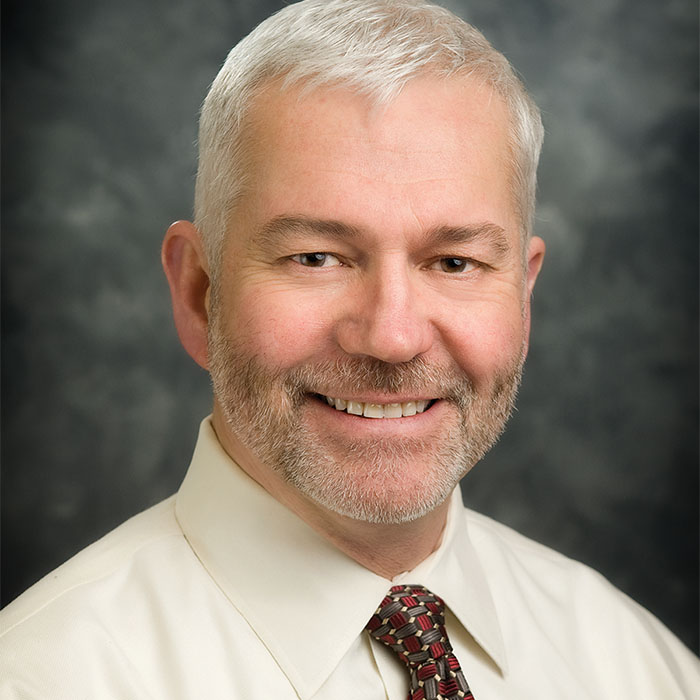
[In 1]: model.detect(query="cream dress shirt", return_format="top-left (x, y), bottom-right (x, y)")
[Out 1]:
top-left (1, 417), bottom-right (698, 699)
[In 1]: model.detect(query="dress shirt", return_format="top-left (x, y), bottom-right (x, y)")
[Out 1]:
top-left (1, 417), bottom-right (698, 699)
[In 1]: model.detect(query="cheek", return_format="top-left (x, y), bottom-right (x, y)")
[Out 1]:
top-left (442, 302), bottom-right (526, 381)
top-left (229, 287), bottom-right (336, 367)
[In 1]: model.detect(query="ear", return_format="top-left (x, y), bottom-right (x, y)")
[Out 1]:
top-left (522, 235), bottom-right (546, 354)
top-left (161, 220), bottom-right (211, 369)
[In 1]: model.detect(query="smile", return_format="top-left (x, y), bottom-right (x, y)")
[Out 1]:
top-left (318, 395), bottom-right (435, 419)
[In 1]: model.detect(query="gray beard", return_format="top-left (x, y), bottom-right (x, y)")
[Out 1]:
top-left (207, 315), bottom-right (523, 524)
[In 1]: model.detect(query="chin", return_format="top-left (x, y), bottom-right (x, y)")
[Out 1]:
top-left (280, 437), bottom-right (469, 524)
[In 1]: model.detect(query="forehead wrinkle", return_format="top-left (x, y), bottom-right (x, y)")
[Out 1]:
top-left (252, 215), bottom-right (364, 250)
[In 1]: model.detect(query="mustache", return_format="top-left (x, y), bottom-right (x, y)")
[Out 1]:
top-left (278, 356), bottom-right (476, 408)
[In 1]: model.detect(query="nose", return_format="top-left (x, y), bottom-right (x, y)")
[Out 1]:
top-left (334, 261), bottom-right (433, 363)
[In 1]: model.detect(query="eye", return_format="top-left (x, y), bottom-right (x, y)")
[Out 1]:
top-left (291, 252), bottom-right (342, 268)
top-left (431, 257), bottom-right (477, 273)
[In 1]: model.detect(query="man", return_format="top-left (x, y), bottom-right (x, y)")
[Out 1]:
top-left (1, 0), bottom-right (698, 697)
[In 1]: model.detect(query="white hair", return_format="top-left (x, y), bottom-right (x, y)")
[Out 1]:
top-left (195, 0), bottom-right (543, 271)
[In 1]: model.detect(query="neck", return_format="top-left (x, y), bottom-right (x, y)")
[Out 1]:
top-left (290, 493), bottom-right (451, 579)
top-left (212, 411), bottom-right (451, 579)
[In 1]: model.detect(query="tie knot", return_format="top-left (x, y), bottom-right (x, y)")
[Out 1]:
top-left (366, 584), bottom-right (453, 668)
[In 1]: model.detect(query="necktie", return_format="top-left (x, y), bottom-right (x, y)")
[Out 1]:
top-left (366, 584), bottom-right (474, 700)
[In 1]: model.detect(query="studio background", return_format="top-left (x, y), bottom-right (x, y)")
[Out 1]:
top-left (2, 0), bottom-right (698, 652)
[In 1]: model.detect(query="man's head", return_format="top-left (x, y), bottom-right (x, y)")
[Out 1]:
top-left (194, 0), bottom-right (544, 274)
top-left (163, 0), bottom-right (545, 526)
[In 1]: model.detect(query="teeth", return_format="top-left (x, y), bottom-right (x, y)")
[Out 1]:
top-left (347, 401), bottom-right (363, 416)
top-left (402, 401), bottom-right (417, 417)
top-left (384, 403), bottom-right (403, 418)
top-left (322, 396), bottom-right (432, 418)
top-left (363, 403), bottom-right (384, 418)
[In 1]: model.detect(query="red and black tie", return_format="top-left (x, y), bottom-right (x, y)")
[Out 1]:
top-left (366, 584), bottom-right (474, 700)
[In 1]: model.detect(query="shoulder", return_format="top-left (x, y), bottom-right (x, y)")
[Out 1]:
top-left (0, 496), bottom-right (208, 699)
top-left (460, 505), bottom-right (665, 628)
top-left (462, 506), bottom-right (592, 585)
top-left (459, 506), bottom-right (700, 695)
top-left (1, 496), bottom-right (184, 634)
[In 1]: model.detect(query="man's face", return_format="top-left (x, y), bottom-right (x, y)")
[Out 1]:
top-left (208, 76), bottom-right (541, 524)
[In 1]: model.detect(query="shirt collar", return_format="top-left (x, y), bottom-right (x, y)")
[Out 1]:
top-left (405, 484), bottom-right (508, 676)
top-left (175, 417), bottom-right (506, 698)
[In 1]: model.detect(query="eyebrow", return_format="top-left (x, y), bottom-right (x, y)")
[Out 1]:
top-left (254, 216), bottom-right (362, 250)
top-left (427, 222), bottom-right (511, 258)
top-left (254, 215), bottom-right (511, 258)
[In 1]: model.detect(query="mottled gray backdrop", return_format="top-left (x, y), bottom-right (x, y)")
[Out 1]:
top-left (2, 0), bottom-right (698, 651)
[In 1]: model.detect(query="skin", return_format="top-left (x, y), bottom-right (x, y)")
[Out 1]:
top-left (162, 76), bottom-right (545, 578)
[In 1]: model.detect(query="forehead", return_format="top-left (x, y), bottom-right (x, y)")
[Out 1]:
top-left (237, 75), bottom-right (517, 243)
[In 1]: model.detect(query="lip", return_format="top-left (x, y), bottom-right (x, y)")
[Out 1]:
top-left (312, 392), bottom-right (439, 404)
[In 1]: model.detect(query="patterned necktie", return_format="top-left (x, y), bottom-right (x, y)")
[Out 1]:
top-left (366, 584), bottom-right (474, 700)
